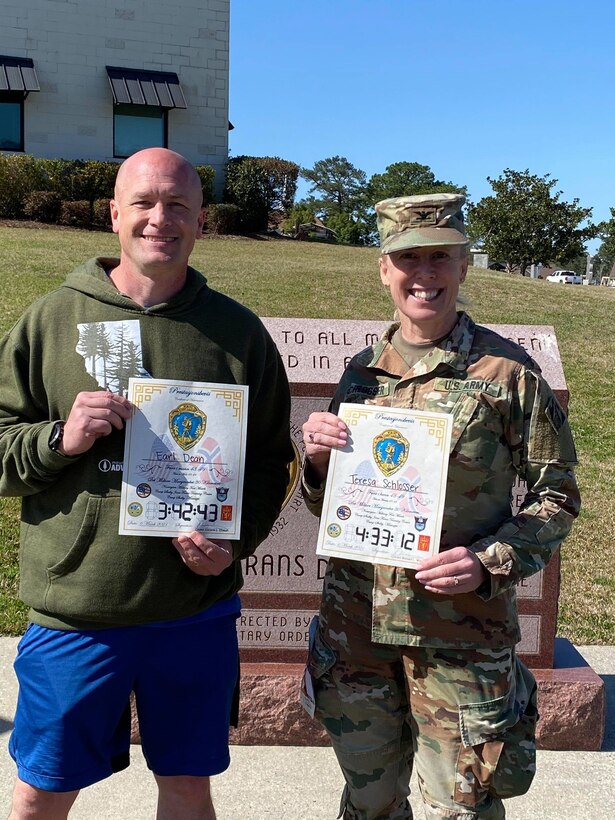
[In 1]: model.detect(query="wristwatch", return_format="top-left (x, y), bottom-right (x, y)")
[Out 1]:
top-left (48, 421), bottom-right (65, 453)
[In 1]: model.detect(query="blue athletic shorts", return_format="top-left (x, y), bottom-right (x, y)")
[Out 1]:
top-left (9, 599), bottom-right (240, 792)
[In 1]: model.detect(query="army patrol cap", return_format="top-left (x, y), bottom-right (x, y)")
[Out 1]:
top-left (376, 193), bottom-right (468, 254)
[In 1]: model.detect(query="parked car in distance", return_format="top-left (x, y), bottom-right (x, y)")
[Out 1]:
top-left (546, 270), bottom-right (582, 284)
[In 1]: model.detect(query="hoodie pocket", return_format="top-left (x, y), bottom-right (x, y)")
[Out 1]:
top-left (41, 494), bottom-right (162, 620)
top-left (46, 495), bottom-right (102, 579)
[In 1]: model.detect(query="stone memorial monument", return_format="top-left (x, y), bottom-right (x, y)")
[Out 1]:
top-left (229, 318), bottom-right (605, 752)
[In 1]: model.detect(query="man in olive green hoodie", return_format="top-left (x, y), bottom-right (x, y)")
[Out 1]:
top-left (0, 148), bottom-right (292, 819)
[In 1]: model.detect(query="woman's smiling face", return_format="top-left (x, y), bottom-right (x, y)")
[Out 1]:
top-left (379, 245), bottom-right (468, 342)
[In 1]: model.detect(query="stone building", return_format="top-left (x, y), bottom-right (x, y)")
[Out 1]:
top-left (0, 0), bottom-right (229, 192)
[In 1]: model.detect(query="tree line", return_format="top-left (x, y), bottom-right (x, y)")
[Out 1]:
top-left (3, 151), bottom-right (615, 275)
top-left (273, 156), bottom-right (612, 276)
top-left (227, 154), bottom-right (614, 277)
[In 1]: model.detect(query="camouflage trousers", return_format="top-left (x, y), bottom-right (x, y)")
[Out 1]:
top-left (308, 612), bottom-right (538, 820)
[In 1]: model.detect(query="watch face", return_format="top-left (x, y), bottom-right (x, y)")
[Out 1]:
top-left (49, 422), bottom-right (64, 451)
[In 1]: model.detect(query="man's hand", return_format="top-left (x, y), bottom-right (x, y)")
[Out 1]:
top-left (172, 533), bottom-right (234, 577)
top-left (61, 391), bottom-right (133, 456)
top-left (415, 547), bottom-right (487, 595)
top-left (302, 411), bottom-right (348, 482)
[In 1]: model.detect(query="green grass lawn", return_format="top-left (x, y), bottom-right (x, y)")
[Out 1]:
top-left (1, 226), bottom-right (614, 643)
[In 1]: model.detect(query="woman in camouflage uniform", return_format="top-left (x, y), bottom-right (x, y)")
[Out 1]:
top-left (301, 193), bottom-right (580, 820)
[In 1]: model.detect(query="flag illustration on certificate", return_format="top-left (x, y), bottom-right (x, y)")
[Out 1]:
top-left (316, 403), bottom-right (452, 569)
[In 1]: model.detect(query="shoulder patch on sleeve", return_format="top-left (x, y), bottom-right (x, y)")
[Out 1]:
top-left (545, 395), bottom-right (566, 433)
top-left (527, 374), bottom-right (577, 464)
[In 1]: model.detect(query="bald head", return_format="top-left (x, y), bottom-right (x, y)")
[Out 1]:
top-left (114, 148), bottom-right (203, 207)
top-left (109, 147), bottom-right (206, 291)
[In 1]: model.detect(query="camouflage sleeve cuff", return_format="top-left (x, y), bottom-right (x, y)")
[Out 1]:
top-left (469, 539), bottom-right (515, 600)
top-left (301, 458), bottom-right (326, 515)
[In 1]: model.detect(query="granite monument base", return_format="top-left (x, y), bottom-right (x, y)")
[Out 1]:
top-left (533, 638), bottom-right (606, 751)
top-left (225, 639), bottom-right (605, 752)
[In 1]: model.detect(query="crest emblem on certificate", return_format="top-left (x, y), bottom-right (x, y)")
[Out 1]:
top-left (373, 429), bottom-right (409, 476)
top-left (414, 516), bottom-right (427, 532)
top-left (169, 403), bottom-right (207, 451)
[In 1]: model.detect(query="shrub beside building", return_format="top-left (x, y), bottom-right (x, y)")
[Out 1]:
top-left (0, 155), bottom-right (214, 229)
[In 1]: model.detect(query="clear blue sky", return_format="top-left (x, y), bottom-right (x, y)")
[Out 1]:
top-left (230, 0), bottom-right (614, 253)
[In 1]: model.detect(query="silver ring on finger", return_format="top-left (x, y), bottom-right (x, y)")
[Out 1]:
top-left (453, 576), bottom-right (459, 586)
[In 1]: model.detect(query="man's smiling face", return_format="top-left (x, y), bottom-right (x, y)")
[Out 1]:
top-left (379, 245), bottom-right (467, 341)
top-left (110, 148), bottom-right (205, 279)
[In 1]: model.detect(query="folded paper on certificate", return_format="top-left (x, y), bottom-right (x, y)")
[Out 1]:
top-left (316, 403), bottom-right (452, 569)
top-left (119, 378), bottom-right (248, 538)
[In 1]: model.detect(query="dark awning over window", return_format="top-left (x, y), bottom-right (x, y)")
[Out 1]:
top-left (106, 66), bottom-right (187, 109)
top-left (0, 56), bottom-right (40, 94)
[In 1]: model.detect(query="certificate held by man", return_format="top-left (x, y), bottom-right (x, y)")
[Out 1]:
top-left (120, 378), bottom-right (248, 538)
top-left (316, 403), bottom-right (452, 569)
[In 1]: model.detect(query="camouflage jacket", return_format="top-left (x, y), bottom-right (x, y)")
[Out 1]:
top-left (302, 312), bottom-right (580, 649)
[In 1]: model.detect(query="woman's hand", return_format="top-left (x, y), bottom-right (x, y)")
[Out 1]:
top-left (415, 547), bottom-right (488, 595)
top-left (302, 411), bottom-right (348, 482)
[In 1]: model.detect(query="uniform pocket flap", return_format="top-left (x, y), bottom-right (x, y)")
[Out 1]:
top-left (449, 393), bottom-right (480, 453)
top-left (459, 660), bottom-right (535, 748)
top-left (459, 688), bottom-right (519, 748)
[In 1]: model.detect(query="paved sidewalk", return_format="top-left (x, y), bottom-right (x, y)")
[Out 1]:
top-left (1, 638), bottom-right (612, 819)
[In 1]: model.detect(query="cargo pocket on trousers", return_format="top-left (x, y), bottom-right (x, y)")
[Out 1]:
top-left (308, 627), bottom-right (337, 681)
top-left (304, 620), bottom-right (340, 724)
top-left (454, 661), bottom-right (538, 808)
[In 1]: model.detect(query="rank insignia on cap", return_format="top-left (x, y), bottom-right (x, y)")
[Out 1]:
top-left (407, 207), bottom-right (438, 227)
top-left (373, 429), bottom-right (409, 477)
top-left (169, 403), bottom-right (207, 451)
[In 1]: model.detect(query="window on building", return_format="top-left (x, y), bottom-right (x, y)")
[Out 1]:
top-left (106, 66), bottom-right (186, 159)
top-left (0, 56), bottom-right (40, 152)
top-left (113, 104), bottom-right (167, 158)
top-left (0, 92), bottom-right (24, 151)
